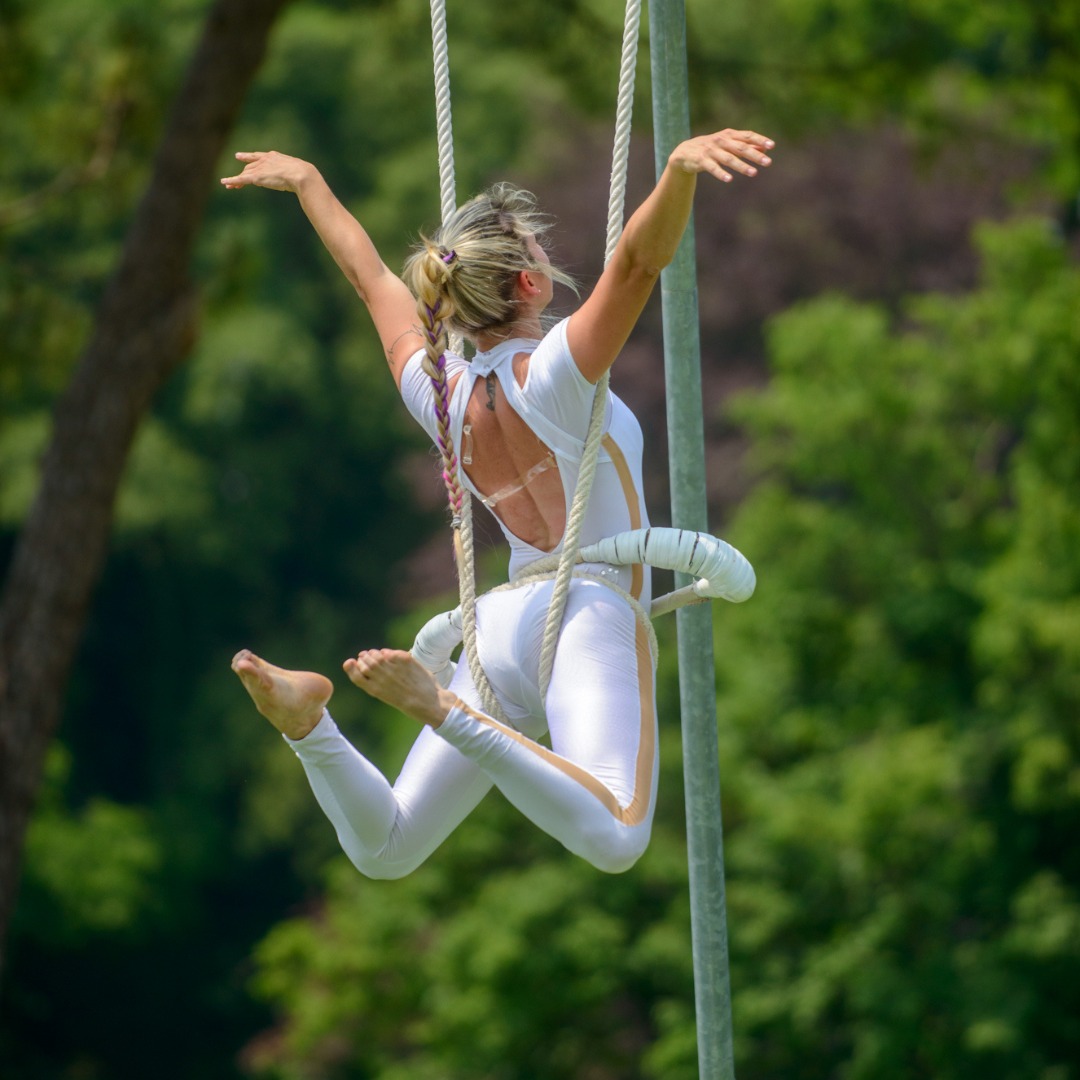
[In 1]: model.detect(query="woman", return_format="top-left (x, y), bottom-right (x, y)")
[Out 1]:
top-left (222, 128), bottom-right (773, 876)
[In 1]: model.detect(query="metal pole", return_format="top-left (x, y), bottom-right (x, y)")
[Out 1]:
top-left (648, 1), bottom-right (736, 1076)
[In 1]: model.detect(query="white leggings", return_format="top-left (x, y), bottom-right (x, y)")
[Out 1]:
top-left (287, 579), bottom-right (658, 876)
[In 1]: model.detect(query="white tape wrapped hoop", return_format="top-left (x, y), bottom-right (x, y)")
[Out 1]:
top-left (409, 527), bottom-right (755, 678)
top-left (579, 527), bottom-right (756, 613)
top-left (410, 606), bottom-right (463, 688)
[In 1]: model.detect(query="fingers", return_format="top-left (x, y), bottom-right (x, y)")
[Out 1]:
top-left (725, 129), bottom-right (775, 149)
top-left (219, 150), bottom-right (269, 190)
top-left (695, 129), bottom-right (775, 183)
top-left (220, 150), bottom-right (309, 194)
top-left (714, 130), bottom-right (773, 168)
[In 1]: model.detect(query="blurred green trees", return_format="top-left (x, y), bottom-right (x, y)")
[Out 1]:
top-left (719, 219), bottom-right (1080, 1079)
top-left (690, 0), bottom-right (1080, 204)
top-left (1, 0), bottom-right (1078, 1076)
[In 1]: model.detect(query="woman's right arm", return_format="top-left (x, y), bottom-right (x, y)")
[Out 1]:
top-left (221, 151), bottom-right (423, 387)
top-left (565, 128), bottom-right (774, 384)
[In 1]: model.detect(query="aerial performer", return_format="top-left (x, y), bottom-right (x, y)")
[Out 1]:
top-left (222, 126), bottom-right (773, 876)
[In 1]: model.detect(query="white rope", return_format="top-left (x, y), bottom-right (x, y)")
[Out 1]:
top-left (430, 0), bottom-right (465, 355)
top-left (416, 3), bottom-right (759, 723)
top-left (430, 0), bottom-right (456, 227)
top-left (605, 0), bottom-right (644, 266)
top-left (536, 0), bottom-right (643, 700)
top-left (458, 495), bottom-right (508, 719)
top-left (429, 0), bottom-right (504, 720)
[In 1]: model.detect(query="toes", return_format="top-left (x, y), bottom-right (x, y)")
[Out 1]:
top-left (232, 653), bottom-right (274, 694)
top-left (232, 648), bottom-right (265, 676)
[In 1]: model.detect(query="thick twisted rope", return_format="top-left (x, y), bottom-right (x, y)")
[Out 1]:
top-left (420, 291), bottom-right (500, 721)
top-left (536, 0), bottom-right (643, 700)
top-left (605, 0), bottom-right (644, 262)
top-left (457, 495), bottom-right (507, 718)
top-left (430, 0), bottom-right (456, 226)
top-left (429, 0), bottom-right (505, 720)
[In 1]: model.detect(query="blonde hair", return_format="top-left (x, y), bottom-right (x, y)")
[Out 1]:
top-left (403, 183), bottom-right (575, 520)
top-left (404, 182), bottom-right (574, 341)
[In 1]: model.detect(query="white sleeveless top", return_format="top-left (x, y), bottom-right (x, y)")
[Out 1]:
top-left (400, 318), bottom-right (652, 608)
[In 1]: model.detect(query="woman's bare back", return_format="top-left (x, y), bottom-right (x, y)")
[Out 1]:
top-left (451, 352), bottom-right (567, 552)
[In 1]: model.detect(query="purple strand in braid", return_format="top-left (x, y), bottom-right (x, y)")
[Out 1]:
top-left (424, 299), bottom-right (463, 522)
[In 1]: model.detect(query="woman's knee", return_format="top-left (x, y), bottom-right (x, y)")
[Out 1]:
top-left (344, 845), bottom-right (422, 881)
top-left (577, 821), bottom-right (651, 874)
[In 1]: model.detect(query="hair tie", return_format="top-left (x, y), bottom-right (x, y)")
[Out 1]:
top-left (441, 249), bottom-right (457, 265)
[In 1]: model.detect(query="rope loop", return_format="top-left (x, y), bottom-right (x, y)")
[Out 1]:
top-left (427, 0), bottom-right (646, 718)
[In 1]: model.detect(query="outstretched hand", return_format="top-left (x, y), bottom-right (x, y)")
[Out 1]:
top-left (669, 129), bottom-right (774, 183)
top-left (220, 150), bottom-right (315, 192)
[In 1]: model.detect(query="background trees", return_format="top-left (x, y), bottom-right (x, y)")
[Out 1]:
top-left (718, 219), bottom-right (1080, 1078)
top-left (0, 0), bottom-right (293, 966)
top-left (1, 0), bottom-right (1076, 1077)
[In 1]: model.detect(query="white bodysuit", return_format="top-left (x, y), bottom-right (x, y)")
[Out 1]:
top-left (287, 318), bottom-right (659, 874)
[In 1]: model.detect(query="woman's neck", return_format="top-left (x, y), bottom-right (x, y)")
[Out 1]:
top-left (473, 316), bottom-right (544, 353)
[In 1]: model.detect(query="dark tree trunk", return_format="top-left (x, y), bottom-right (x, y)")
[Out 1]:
top-left (0, 0), bottom-right (291, 976)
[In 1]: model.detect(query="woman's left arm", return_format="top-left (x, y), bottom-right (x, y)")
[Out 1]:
top-left (566, 129), bottom-right (774, 383)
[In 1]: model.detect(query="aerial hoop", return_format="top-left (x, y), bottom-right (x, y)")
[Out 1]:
top-left (411, 526), bottom-right (756, 680)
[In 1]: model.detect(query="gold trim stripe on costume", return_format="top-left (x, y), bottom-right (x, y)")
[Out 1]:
top-left (601, 434), bottom-right (643, 601)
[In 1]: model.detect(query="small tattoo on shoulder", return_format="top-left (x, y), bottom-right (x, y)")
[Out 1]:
top-left (486, 373), bottom-right (497, 411)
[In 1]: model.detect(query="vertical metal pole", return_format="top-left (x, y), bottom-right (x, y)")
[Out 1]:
top-left (648, 1), bottom-right (736, 1077)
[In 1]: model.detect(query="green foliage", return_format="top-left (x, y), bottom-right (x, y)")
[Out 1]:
top-left (686, 0), bottom-right (1080, 199)
top-left (16, 744), bottom-right (164, 946)
top-left (247, 745), bottom-right (694, 1080)
top-left (712, 218), bottom-right (1080, 1078)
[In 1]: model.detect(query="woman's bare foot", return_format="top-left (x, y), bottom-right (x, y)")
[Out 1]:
top-left (344, 649), bottom-right (457, 728)
top-left (231, 649), bottom-right (333, 740)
